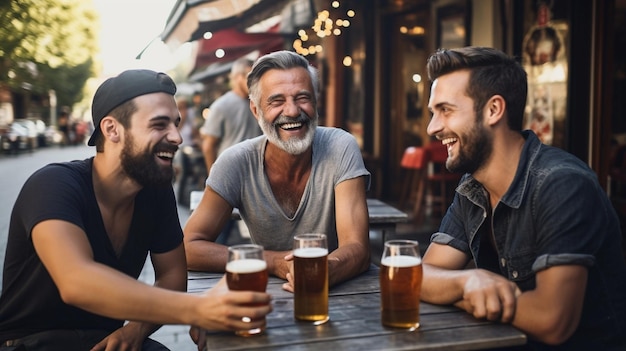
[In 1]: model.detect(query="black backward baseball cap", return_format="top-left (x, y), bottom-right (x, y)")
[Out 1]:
top-left (87, 69), bottom-right (177, 146)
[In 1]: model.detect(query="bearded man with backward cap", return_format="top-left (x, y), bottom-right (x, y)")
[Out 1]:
top-left (0, 69), bottom-right (271, 351)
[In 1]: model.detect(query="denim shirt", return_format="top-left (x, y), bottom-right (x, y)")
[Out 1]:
top-left (431, 130), bottom-right (626, 349)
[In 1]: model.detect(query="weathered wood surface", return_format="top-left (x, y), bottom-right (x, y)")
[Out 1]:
top-left (366, 198), bottom-right (408, 224)
top-left (188, 266), bottom-right (527, 350)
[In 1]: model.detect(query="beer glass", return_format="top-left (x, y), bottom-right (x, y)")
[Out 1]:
top-left (226, 244), bottom-right (269, 336)
top-left (293, 233), bottom-right (329, 324)
top-left (379, 240), bottom-right (423, 329)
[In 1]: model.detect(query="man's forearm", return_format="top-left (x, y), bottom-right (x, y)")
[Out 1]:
top-left (421, 264), bottom-right (467, 304)
top-left (185, 239), bottom-right (229, 272)
top-left (328, 242), bottom-right (370, 286)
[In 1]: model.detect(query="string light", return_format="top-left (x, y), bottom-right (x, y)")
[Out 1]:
top-left (293, 1), bottom-right (356, 56)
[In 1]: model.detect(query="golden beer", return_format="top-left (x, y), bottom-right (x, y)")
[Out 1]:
top-left (380, 255), bottom-right (423, 328)
top-left (293, 247), bottom-right (329, 322)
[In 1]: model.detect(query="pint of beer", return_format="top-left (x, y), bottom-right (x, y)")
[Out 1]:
top-left (293, 233), bottom-right (329, 323)
top-left (226, 244), bottom-right (268, 336)
top-left (379, 240), bottom-right (422, 329)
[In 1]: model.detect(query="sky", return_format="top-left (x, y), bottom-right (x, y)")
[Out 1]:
top-left (92, 0), bottom-right (192, 76)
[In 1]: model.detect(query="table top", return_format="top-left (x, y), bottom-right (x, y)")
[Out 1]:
top-left (190, 191), bottom-right (408, 225)
top-left (188, 266), bottom-right (526, 351)
top-left (366, 198), bottom-right (408, 224)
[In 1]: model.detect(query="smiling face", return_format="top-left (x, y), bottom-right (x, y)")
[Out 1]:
top-left (427, 70), bottom-right (493, 175)
top-left (120, 92), bottom-right (181, 186)
top-left (251, 67), bottom-right (318, 155)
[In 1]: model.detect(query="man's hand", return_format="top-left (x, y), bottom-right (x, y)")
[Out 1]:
top-left (194, 277), bottom-right (272, 332)
top-left (90, 322), bottom-right (146, 351)
top-left (455, 269), bottom-right (522, 323)
top-left (281, 253), bottom-right (294, 293)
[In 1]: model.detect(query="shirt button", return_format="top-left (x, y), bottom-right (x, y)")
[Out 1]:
top-left (512, 271), bottom-right (518, 279)
top-left (500, 258), bottom-right (506, 267)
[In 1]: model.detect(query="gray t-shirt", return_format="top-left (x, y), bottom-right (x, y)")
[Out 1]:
top-left (206, 127), bottom-right (371, 252)
top-left (199, 90), bottom-right (261, 155)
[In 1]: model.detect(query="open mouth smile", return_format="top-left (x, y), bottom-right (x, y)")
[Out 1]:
top-left (279, 122), bottom-right (304, 131)
top-left (441, 137), bottom-right (458, 154)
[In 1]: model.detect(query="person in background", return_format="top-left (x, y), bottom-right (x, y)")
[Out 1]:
top-left (174, 97), bottom-right (203, 207)
top-left (421, 46), bottom-right (626, 349)
top-left (0, 69), bottom-right (271, 351)
top-left (57, 110), bottom-right (71, 146)
top-left (200, 57), bottom-right (261, 176)
top-left (184, 50), bottom-right (371, 292)
top-left (199, 57), bottom-right (262, 244)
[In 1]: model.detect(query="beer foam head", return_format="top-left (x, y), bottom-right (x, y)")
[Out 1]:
top-left (381, 255), bottom-right (422, 267)
top-left (226, 258), bottom-right (267, 273)
top-left (293, 247), bottom-right (328, 258)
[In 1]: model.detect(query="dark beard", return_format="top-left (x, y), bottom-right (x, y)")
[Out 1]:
top-left (447, 122), bottom-right (492, 175)
top-left (121, 133), bottom-right (175, 187)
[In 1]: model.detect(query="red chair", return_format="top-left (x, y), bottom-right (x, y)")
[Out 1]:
top-left (424, 142), bottom-right (462, 217)
top-left (399, 146), bottom-right (428, 222)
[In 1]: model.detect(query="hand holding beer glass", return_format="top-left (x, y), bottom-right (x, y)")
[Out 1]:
top-left (293, 233), bottom-right (329, 324)
top-left (379, 240), bottom-right (423, 329)
top-left (226, 244), bottom-right (269, 336)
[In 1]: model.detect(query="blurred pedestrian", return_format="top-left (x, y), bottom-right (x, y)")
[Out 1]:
top-left (57, 110), bottom-right (70, 146)
top-left (200, 57), bottom-right (261, 175)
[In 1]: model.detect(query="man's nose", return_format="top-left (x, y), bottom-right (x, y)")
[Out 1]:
top-left (427, 113), bottom-right (442, 136)
top-left (169, 124), bottom-right (183, 145)
top-left (283, 98), bottom-right (301, 117)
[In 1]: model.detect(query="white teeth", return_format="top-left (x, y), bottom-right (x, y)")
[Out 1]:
top-left (441, 137), bottom-right (458, 145)
top-left (280, 122), bottom-right (302, 130)
top-left (156, 152), bottom-right (174, 159)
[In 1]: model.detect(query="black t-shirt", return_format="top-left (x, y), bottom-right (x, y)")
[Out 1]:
top-left (0, 158), bottom-right (183, 341)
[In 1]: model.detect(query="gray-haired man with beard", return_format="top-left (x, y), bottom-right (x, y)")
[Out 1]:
top-left (184, 51), bottom-right (371, 293)
top-left (0, 70), bottom-right (271, 351)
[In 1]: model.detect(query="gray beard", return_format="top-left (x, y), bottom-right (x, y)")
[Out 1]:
top-left (258, 111), bottom-right (318, 155)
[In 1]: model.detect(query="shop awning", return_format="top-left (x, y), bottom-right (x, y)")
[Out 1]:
top-left (161, 0), bottom-right (292, 49)
top-left (188, 60), bottom-right (234, 82)
top-left (193, 27), bottom-right (285, 71)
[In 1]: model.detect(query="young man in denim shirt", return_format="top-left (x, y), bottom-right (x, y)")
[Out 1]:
top-left (421, 46), bottom-right (626, 350)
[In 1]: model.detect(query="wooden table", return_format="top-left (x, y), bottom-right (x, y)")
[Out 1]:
top-left (188, 266), bottom-right (527, 351)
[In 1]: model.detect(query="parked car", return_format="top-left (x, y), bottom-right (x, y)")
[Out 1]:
top-left (1, 122), bottom-right (31, 154)
top-left (12, 119), bottom-right (38, 150)
top-left (26, 118), bottom-right (47, 147)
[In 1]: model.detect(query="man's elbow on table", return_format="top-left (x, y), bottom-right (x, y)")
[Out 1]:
top-left (183, 235), bottom-right (216, 271)
top-left (517, 307), bottom-right (580, 346)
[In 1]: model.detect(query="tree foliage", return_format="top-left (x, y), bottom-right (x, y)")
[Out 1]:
top-left (0, 0), bottom-right (99, 111)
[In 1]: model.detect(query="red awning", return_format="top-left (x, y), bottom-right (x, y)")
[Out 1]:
top-left (193, 27), bottom-right (285, 71)
top-left (161, 0), bottom-right (292, 49)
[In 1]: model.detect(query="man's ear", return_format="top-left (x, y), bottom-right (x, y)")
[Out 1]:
top-left (101, 116), bottom-right (121, 143)
top-left (249, 100), bottom-right (260, 121)
top-left (484, 95), bottom-right (506, 126)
